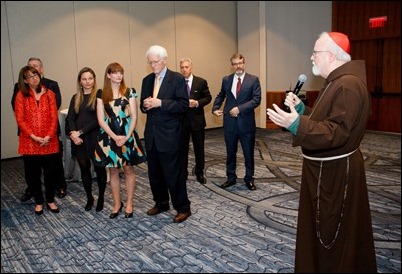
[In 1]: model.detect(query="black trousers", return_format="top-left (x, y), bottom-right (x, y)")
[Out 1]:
top-left (147, 142), bottom-right (190, 213)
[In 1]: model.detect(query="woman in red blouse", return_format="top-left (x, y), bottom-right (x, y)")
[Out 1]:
top-left (14, 66), bottom-right (60, 215)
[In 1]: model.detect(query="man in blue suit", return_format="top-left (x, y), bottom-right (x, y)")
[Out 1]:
top-left (140, 45), bottom-right (191, 223)
top-left (212, 53), bottom-right (261, 190)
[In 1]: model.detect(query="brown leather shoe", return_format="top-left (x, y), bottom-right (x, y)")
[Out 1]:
top-left (173, 211), bottom-right (191, 223)
top-left (146, 206), bottom-right (170, 216)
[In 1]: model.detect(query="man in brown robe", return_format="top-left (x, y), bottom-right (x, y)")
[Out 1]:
top-left (267, 31), bottom-right (377, 273)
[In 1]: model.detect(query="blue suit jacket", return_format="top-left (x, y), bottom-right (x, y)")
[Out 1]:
top-left (140, 69), bottom-right (188, 152)
top-left (212, 73), bottom-right (261, 134)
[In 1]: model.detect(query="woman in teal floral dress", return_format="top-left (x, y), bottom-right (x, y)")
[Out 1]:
top-left (94, 62), bottom-right (145, 219)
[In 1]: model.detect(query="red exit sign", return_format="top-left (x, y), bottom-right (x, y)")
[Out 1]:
top-left (369, 16), bottom-right (387, 28)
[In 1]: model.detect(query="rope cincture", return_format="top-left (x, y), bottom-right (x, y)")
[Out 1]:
top-left (303, 149), bottom-right (356, 249)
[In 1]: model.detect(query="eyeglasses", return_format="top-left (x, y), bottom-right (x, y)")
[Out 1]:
top-left (147, 59), bottom-right (162, 66)
top-left (312, 50), bottom-right (331, 57)
top-left (26, 74), bottom-right (39, 80)
top-left (231, 62), bottom-right (244, 66)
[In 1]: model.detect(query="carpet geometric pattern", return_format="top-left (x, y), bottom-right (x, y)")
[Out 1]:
top-left (1, 128), bottom-right (400, 273)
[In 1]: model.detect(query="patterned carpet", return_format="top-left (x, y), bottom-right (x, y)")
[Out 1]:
top-left (1, 128), bottom-right (401, 273)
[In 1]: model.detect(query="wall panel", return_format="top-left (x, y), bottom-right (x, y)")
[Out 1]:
top-left (333, 1), bottom-right (401, 132)
top-left (1, 1), bottom-right (237, 159)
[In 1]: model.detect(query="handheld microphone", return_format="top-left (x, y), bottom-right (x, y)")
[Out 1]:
top-left (284, 74), bottom-right (307, 113)
top-left (293, 74), bottom-right (307, 95)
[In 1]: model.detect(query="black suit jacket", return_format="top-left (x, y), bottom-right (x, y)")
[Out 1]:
top-left (186, 75), bottom-right (212, 131)
top-left (140, 69), bottom-right (188, 152)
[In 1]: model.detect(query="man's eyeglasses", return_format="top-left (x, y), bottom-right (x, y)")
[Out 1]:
top-left (312, 50), bottom-right (331, 57)
top-left (231, 62), bottom-right (244, 66)
top-left (26, 74), bottom-right (39, 80)
top-left (147, 59), bottom-right (162, 66)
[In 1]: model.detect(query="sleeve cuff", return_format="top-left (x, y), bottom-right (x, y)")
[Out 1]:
top-left (287, 115), bottom-right (300, 135)
top-left (295, 102), bottom-right (305, 115)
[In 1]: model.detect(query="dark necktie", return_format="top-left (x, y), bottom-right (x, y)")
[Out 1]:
top-left (186, 80), bottom-right (191, 98)
top-left (236, 77), bottom-right (242, 98)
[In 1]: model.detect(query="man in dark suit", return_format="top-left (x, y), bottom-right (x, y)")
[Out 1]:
top-left (140, 45), bottom-right (191, 223)
top-left (179, 58), bottom-right (212, 184)
top-left (11, 57), bottom-right (67, 201)
top-left (212, 53), bottom-right (261, 190)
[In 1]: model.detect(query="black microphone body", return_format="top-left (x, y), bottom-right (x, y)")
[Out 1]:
top-left (293, 74), bottom-right (307, 95)
top-left (284, 74), bottom-right (307, 112)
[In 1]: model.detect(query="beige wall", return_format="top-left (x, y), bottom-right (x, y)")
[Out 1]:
top-left (235, 1), bottom-right (331, 135)
top-left (265, 1), bottom-right (331, 90)
top-left (1, 1), bottom-right (331, 159)
top-left (1, 1), bottom-right (237, 159)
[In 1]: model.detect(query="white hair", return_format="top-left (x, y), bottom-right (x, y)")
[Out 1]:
top-left (145, 45), bottom-right (168, 59)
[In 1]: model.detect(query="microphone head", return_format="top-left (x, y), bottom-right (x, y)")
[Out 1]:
top-left (298, 74), bottom-right (307, 83)
top-left (299, 74), bottom-right (307, 83)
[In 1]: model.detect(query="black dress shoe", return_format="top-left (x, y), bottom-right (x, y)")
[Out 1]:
top-left (56, 188), bottom-right (67, 198)
top-left (146, 206), bottom-right (170, 216)
top-left (85, 197), bottom-right (94, 211)
top-left (20, 191), bottom-right (33, 202)
top-left (196, 175), bottom-right (207, 185)
top-left (46, 204), bottom-right (60, 213)
top-left (173, 211), bottom-right (191, 223)
top-left (220, 181), bottom-right (236, 189)
top-left (245, 181), bottom-right (257, 190)
top-left (109, 202), bottom-right (123, 219)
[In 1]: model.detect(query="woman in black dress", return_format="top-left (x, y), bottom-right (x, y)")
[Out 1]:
top-left (66, 67), bottom-right (107, 212)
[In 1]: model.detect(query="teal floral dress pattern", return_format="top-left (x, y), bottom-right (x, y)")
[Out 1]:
top-left (94, 88), bottom-right (146, 168)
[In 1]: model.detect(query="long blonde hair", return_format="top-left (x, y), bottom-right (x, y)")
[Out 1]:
top-left (74, 67), bottom-right (97, 113)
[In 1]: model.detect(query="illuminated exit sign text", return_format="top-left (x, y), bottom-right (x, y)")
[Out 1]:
top-left (369, 16), bottom-right (387, 28)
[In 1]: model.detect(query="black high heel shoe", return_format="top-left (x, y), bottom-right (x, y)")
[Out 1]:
top-left (109, 202), bottom-right (123, 219)
top-left (124, 211), bottom-right (133, 218)
top-left (85, 196), bottom-right (94, 211)
top-left (96, 197), bottom-right (104, 212)
top-left (35, 204), bottom-right (43, 216)
top-left (35, 209), bottom-right (44, 215)
top-left (46, 203), bottom-right (60, 213)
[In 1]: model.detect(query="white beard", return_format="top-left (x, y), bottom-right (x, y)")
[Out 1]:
top-left (312, 65), bottom-right (320, 76)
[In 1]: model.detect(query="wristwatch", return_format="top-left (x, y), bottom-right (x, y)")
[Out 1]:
top-left (79, 130), bottom-right (84, 136)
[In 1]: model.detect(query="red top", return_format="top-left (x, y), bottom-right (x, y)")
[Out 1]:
top-left (14, 86), bottom-right (59, 155)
